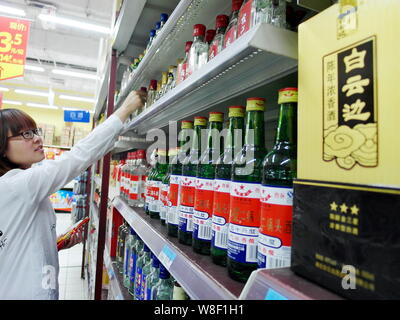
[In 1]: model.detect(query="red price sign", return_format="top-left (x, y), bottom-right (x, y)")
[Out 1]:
top-left (0, 16), bottom-right (30, 81)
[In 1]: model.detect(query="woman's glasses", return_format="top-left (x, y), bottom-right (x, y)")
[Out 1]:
top-left (8, 128), bottom-right (43, 140)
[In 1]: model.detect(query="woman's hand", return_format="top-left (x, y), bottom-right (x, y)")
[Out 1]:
top-left (114, 90), bottom-right (147, 123)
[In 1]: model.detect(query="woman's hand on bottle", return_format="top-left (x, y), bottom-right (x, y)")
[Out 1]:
top-left (115, 90), bottom-right (147, 122)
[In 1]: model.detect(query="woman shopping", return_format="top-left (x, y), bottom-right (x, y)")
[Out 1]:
top-left (0, 90), bottom-right (146, 300)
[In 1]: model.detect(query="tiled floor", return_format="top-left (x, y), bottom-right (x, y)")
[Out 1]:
top-left (56, 213), bottom-right (88, 300)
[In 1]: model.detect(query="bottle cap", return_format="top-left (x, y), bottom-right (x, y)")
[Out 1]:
top-left (168, 65), bottom-right (177, 73)
top-left (181, 120), bottom-right (194, 129)
top-left (194, 116), bottom-right (207, 126)
top-left (185, 41), bottom-right (193, 52)
top-left (139, 53), bottom-right (144, 60)
top-left (149, 29), bottom-right (156, 37)
top-left (193, 24), bottom-right (206, 37)
top-left (140, 87), bottom-right (147, 92)
top-left (155, 21), bottom-right (161, 30)
top-left (209, 112), bottom-right (224, 122)
top-left (157, 148), bottom-right (168, 156)
top-left (137, 150), bottom-right (146, 159)
top-left (228, 106), bottom-right (245, 117)
top-left (206, 29), bottom-right (216, 43)
top-left (232, 0), bottom-right (244, 12)
top-left (161, 71), bottom-right (168, 84)
top-left (160, 13), bottom-right (168, 22)
top-left (149, 79), bottom-right (158, 90)
top-left (177, 58), bottom-right (184, 65)
top-left (246, 97), bottom-right (266, 111)
top-left (216, 15), bottom-right (229, 29)
top-left (168, 148), bottom-right (178, 157)
top-left (278, 87), bottom-right (298, 104)
top-left (134, 58), bottom-right (139, 64)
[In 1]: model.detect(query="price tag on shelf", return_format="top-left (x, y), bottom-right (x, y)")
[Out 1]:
top-left (0, 16), bottom-right (30, 80)
top-left (158, 245), bottom-right (177, 269)
top-left (265, 288), bottom-right (288, 300)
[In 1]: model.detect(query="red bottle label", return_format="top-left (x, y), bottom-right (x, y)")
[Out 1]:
top-left (229, 182), bottom-right (261, 227)
top-left (179, 176), bottom-right (196, 207)
top-left (259, 186), bottom-right (293, 247)
top-left (223, 26), bottom-right (237, 49)
top-left (209, 41), bottom-right (219, 60)
top-left (212, 179), bottom-right (231, 221)
top-left (130, 175), bottom-right (140, 200)
top-left (168, 175), bottom-right (180, 207)
top-left (237, 0), bottom-right (253, 38)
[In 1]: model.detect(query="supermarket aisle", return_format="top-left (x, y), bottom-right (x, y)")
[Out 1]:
top-left (56, 213), bottom-right (88, 300)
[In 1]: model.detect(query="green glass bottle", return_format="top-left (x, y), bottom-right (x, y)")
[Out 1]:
top-left (167, 121), bottom-right (193, 237)
top-left (178, 117), bottom-right (207, 245)
top-left (160, 149), bottom-right (173, 226)
top-left (211, 106), bottom-right (245, 266)
top-left (193, 112), bottom-right (224, 255)
top-left (151, 264), bottom-right (174, 300)
top-left (227, 97), bottom-right (267, 283)
top-left (145, 148), bottom-right (158, 214)
top-left (144, 255), bottom-right (160, 300)
top-left (149, 149), bottom-right (169, 219)
top-left (258, 88), bottom-right (297, 269)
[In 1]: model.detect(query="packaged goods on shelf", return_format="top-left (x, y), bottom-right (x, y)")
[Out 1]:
top-left (292, 0), bottom-right (400, 300)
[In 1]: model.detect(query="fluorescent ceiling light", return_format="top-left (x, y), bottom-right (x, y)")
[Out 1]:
top-left (62, 107), bottom-right (89, 111)
top-left (0, 4), bottom-right (26, 17)
top-left (52, 69), bottom-right (97, 80)
top-left (38, 13), bottom-right (111, 34)
top-left (0, 87), bottom-right (10, 92)
top-left (59, 95), bottom-right (95, 103)
top-left (3, 100), bottom-right (22, 105)
top-left (25, 65), bottom-right (45, 72)
top-left (27, 103), bottom-right (58, 110)
top-left (15, 89), bottom-right (49, 97)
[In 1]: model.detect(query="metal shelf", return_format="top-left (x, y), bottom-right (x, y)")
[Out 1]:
top-left (239, 268), bottom-right (343, 300)
top-left (121, 22), bottom-right (297, 135)
top-left (111, 138), bottom-right (151, 154)
top-left (113, 196), bottom-right (245, 300)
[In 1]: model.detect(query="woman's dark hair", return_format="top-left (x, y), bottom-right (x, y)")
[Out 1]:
top-left (0, 108), bottom-right (37, 177)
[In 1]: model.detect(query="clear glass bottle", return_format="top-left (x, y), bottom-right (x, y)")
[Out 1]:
top-left (134, 244), bottom-right (152, 300)
top-left (188, 24), bottom-right (208, 77)
top-left (123, 227), bottom-right (136, 288)
top-left (117, 221), bottom-right (129, 273)
top-left (209, 15), bottom-right (229, 60)
top-left (140, 252), bottom-right (156, 300)
top-left (144, 255), bottom-right (160, 300)
top-left (145, 29), bottom-right (156, 55)
top-left (128, 151), bottom-right (137, 206)
top-left (265, 0), bottom-right (286, 28)
top-left (223, 0), bottom-right (244, 49)
top-left (151, 264), bottom-right (174, 300)
top-left (145, 148), bottom-right (158, 215)
top-left (129, 235), bottom-right (144, 296)
top-left (131, 150), bottom-right (147, 208)
top-left (163, 65), bottom-right (177, 96)
top-left (157, 13), bottom-right (169, 36)
top-left (155, 72), bottom-right (168, 102)
top-left (147, 79), bottom-right (158, 108)
top-left (176, 41), bottom-right (193, 85)
top-left (172, 281), bottom-right (190, 300)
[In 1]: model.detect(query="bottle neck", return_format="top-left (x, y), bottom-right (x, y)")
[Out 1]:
top-left (245, 110), bottom-right (265, 149)
top-left (216, 26), bottom-right (227, 35)
top-left (191, 124), bottom-right (206, 152)
top-left (207, 121), bottom-right (223, 149)
top-left (193, 35), bottom-right (205, 43)
top-left (275, 102), bottom-right (297, 144)
top-left (156, 156), bottom-right (169, 172)
top-left (226, 116), bottom-right (245, 150)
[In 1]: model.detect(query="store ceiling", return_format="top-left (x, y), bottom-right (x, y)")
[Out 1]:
top-left (0, 0), bottom-right (114, 112)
